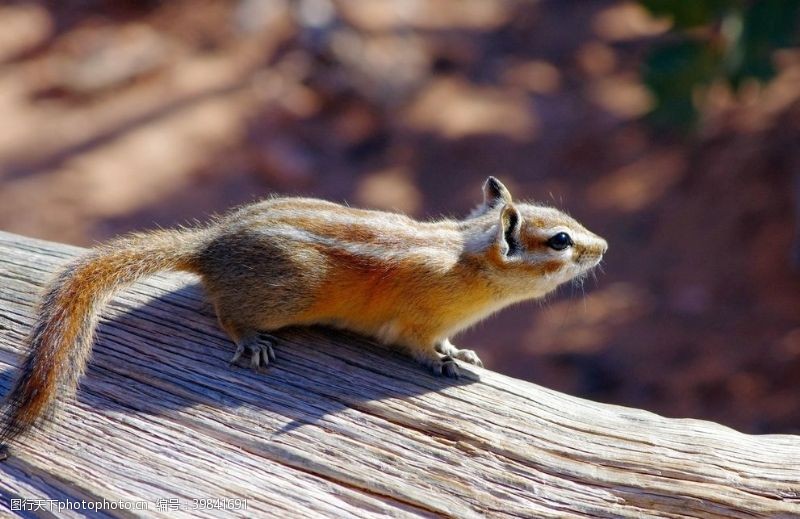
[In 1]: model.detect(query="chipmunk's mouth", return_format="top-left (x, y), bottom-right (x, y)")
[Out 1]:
top-left (570, 255), bottom-right (604, 282)
top-left (575, 252), bottom-right (604, 268)
top-left (571, 256), bottom-right (603, 284)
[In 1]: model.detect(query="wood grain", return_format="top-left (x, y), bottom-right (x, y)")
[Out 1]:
top-left (0, 230), bottom-right (798, 518)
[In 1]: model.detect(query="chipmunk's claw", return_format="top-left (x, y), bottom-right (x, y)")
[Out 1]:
top-left (453, 349), bottom-right (483, 367)
top-left (435, 340), bottom-right (483, 368)
top-left (229, 338), bottom-right (275, 371)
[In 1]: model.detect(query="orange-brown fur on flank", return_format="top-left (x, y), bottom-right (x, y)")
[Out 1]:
top-left (0, 177), bottom-right (607, 451)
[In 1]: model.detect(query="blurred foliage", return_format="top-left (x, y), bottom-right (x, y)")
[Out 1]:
top-left (640, 0), bottom-right (800, 129)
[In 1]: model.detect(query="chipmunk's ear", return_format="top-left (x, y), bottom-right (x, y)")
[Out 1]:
top-left (483, 176), bottom-right (512, 209)
top-left (468, 176), bottom-right (514, 219)
top-left (497, 203), bottom-right (522, 257)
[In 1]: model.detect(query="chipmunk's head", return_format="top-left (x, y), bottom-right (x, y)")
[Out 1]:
top-left (470, 177), bottom-right (608, 298)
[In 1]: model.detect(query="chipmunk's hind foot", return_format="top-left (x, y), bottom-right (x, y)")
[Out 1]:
top-left (229, 335), bottom-right (276, 371)
top-left (216, 306), bottom-right (277, 372)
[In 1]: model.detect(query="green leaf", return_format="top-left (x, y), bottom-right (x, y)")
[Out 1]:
top-left (639, 0), bottom-right (733, 29)
top-left (728, 0), bottom-right (800, 85)
top-left (643, 39), bottom-right (721, 127)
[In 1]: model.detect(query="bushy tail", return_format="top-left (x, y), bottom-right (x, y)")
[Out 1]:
top-left (0, 229), bottom-right (202, 447)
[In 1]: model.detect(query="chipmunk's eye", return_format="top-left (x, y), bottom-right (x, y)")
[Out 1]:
top-left (547, 232), bottom-right (573, 251)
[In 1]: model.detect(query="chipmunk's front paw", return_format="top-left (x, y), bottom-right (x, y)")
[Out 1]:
top-left (435, 340), bottom-right (484, 368)
top-left (431, 355), bottom-right (460, 379)
top-left (229, 337), bottom-right (276, 371)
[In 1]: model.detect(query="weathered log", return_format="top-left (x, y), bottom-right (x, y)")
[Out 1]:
top-left (0, 230), bottom-right (798, 518)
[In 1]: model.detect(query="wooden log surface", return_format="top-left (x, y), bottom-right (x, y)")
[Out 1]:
top-left (0, 229), bottom-right (798, 518)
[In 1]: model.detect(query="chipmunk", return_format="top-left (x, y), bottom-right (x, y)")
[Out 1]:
top-left (0, 177), bottom-right (607, 451)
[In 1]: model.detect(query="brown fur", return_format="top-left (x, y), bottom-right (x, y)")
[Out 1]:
top-left (0, 177), bottom-right (607, 450)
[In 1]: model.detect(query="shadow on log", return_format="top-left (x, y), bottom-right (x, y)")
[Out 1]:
top-left (0, 231), bottom-right (798, 518)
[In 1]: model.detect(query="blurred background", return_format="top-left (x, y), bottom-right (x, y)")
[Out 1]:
top-left (0, 0), bottom-right (798, 434)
